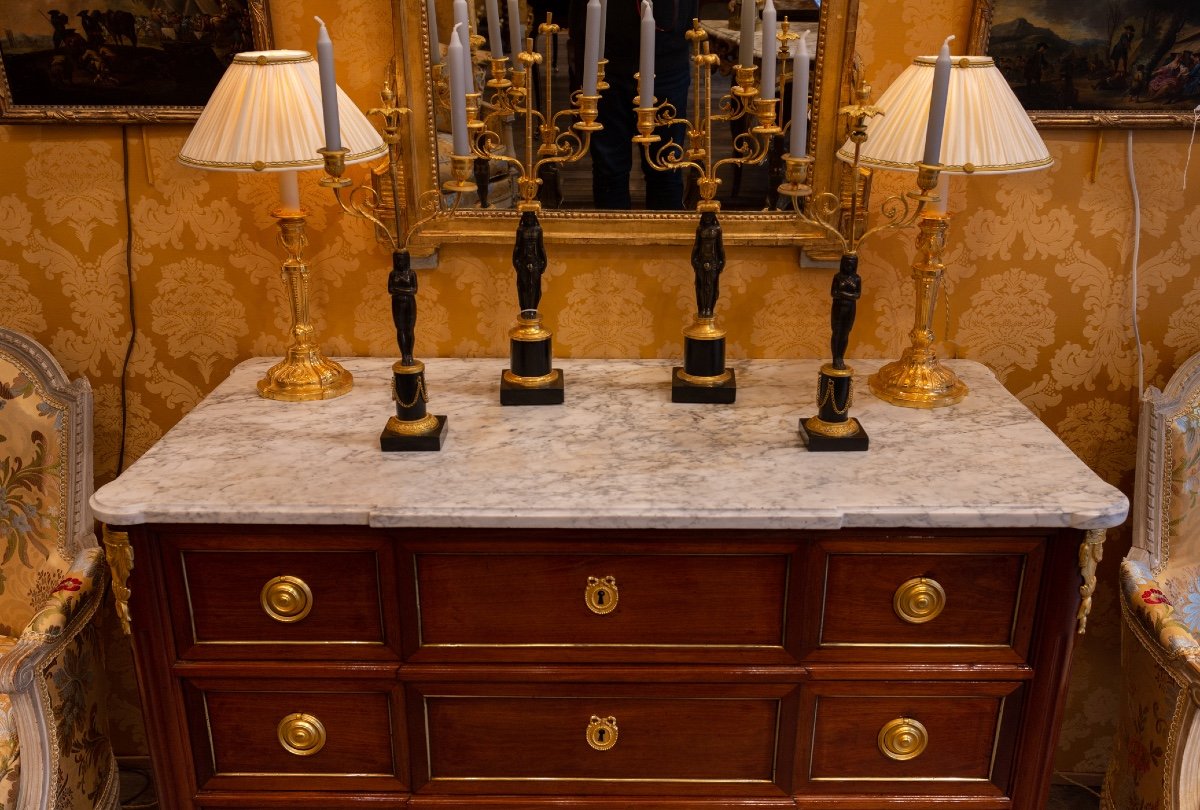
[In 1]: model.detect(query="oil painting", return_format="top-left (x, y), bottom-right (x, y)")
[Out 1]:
top-left (0, 0), bottom-right (271, 124)
top-left (969, 0), bottom-right (1200, 127)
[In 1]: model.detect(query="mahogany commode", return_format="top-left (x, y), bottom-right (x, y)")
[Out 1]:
top-left (92, 357), bottom-right (1127, 810)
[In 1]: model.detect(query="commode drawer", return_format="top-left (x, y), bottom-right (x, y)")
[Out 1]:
top-left (800, 535), bottom-right (1045, 664)
top-left (408, 681), bottom-right (800, 796)
top-left (183, 678), bottom-right (407, 795)
top-left (409, 550), bottom-right (792, 663)
top-left (795, 681), bottom-right (1022, 801)
top-left (157, 528), bottom-right (401, 660)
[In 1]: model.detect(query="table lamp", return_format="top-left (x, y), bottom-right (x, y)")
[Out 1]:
top-left (836, 53), bottom-right (1052, 408)
top-left (179, 49), bottom-right (386, 401)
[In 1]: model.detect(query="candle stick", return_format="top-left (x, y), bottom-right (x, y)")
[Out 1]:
top-left (314, 16), bottom-right (342, 151)
top-left (279, 169), bottom-right (301, 212)
top-left (923, 34), bottom-right (954, 166)
top-left (453, 0), bottom-right (473, 91)
top-left (639, 0), bottom-right (655, 105)
top-left (760, 0), bottom-right (776, 100)
top-left (448, 23), bottom-right (469, 155)
top-left (789, 31), bottom-right (809, 156)
top-left (507, 0), bottom-right (524, 71)
top-left (485, 0), bottom-right (504, 58)
top-left (582, 0), bottom-right (601, 95)
top-left (427, 0), bottom-right (441, 64)
top-left (599, 0), bottom-right (608, 59)
top-left (738, 0), bottom-right (755, 68)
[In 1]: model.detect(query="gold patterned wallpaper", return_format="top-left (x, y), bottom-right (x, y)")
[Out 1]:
top-left (1, 0), bottom-right (1198, 782)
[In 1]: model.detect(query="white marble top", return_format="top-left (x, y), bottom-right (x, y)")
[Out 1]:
top-left (90, 358), bottom-right (1128, 531)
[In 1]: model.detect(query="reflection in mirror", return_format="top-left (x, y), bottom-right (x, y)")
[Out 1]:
top-left (393, 0), bottom-right (859, 248)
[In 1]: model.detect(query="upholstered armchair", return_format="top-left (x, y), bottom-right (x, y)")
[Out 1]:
top-left (0, 328), bottom-right (119, 809)
top-left (1103, 352), bottom-right (1200, 810)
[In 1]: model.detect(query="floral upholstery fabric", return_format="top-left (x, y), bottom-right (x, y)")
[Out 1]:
top-left (0, 693), bottom-right (19, 810)
top-left (0, 334), bottom-right (118, 810)
top-left (0, 352), bottom-right (73, 638)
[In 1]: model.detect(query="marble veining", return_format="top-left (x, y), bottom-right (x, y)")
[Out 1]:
top-left (90, 358), bottom-right (1128, 531)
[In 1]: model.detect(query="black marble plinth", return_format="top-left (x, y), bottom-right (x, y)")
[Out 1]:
top-left (671, 367), bottom-right (737, 404)
top-left (380, 415), bottom-right (448, 452)
top-left (683, 334), bottom-right (726, 378)
top-left (393, 368), bottom-right (429, 423)
top-left (500, 369), bottom-right (565, 405)
top-left (511, 335), bottom-right (553, 379)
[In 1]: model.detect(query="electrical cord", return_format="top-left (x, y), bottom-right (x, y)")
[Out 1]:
top-left (117, 126), bottom-right (137, 474)
top-left (1126, 129), bottom-right (1144, 397)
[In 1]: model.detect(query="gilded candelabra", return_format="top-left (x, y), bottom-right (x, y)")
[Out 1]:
top-left (320, 68), bottom-right (476, 451)
top-left (777, 81), bottom-right (944, 450)
top-left (465, 18), bottom-right (603, 405)
top-left (636, 18), bottom-right (780, 403)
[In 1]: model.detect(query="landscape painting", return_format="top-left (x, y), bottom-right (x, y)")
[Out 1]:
top-left (0, 0), bottom-right (271, 124)
top-left (969, 0), bottom-right (1200, 127)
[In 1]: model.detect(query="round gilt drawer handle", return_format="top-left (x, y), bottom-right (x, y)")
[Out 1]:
top-left (278, 712), bottom-right (326, 756)
top-left (586, 715), bottom-right (619, 751)
top-left (585, 576), bottom-right (618, 615)
top-left (261, 575), bottom-right (313, 623)
top-left (893, 577), bottom-right (946, 625)
top-left (878, 717), bottom-right (928, 761)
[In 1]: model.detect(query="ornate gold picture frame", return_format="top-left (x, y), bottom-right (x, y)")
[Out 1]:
top-left (0, 0), bottom-right (272, 124)
top-left (968, 0), bottom-right (1200, 128)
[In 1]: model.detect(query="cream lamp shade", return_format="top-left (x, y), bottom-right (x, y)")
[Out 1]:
top-left (178, 49), bottom-right (385, 172)
top-left (837, 55), bottom-right (1052, 175)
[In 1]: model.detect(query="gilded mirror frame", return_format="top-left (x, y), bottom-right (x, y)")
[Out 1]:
top-left (391, 0), bottom-right (860, 253)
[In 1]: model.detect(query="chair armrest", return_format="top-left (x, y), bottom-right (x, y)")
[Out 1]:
top-left (1120, 559), bottom-right (1200, 675)
top-left (0, 546), bottom-right (105, 690)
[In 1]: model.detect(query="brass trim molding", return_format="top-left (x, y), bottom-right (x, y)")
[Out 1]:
top-left (101, 526), bottom-right (133, 636)
top-left (1077, 528), bottom-right (1106, 634)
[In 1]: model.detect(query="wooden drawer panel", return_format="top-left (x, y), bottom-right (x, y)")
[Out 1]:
top-left (802, 536), bottom-right (1044, 663)
top-left (184, 679), bottom-right (406, 795)
top-left (795, 681), bottom-right (1022, 798)
top-left (412, 552), bottom-right (789, 661)
top-left (409, 682), bottom-right (799, 796)
top-left (158, 527), bottom-right (400, 660)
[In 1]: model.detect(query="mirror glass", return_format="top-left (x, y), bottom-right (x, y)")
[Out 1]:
top-left (393, 0), bottom-right (859, 247)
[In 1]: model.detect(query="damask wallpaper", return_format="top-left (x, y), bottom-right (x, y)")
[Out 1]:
top-left (0, 0), bottom-right (1197, 783)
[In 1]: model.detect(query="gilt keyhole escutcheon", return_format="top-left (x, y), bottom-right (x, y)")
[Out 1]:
top-left (586, 715), bottom-right (619, 750)
top-left (585, 576), bottom-right (618, 614)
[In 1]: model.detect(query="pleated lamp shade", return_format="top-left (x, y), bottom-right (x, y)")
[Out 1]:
top-left (837, 55), bottom-right (1052, 174)
top-left (179, 49), bottom-right (386, 172)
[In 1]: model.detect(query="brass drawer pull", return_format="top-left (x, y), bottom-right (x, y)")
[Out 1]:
top-left (878, 717), bottom-right (928, 761)
top-left (893, 577), bottom-right (946, 624)
top-left (261, 575), bottom-right (313, 623)
top-left (585, 576), bottom-right (618, 614)
top-left (586, 715), bottom-right (618, 750)
top-left (278, 712), bottom-right (326, 756)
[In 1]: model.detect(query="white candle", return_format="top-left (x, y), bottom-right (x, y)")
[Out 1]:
top-left (448, 23), bottom-right (469, 155)
top-left (789, 31), bottom-right (809, 156)
top-left (599, 0), bottom-right (608, 59)
top-left (453, 0), bottom-right (473, 90)
top-left (427, 0), bottom-right (441, 64)
top-left (314, 17), bottom-right (341, 151)
top-left (923, 34), bottom-right (954, 166)
top-left (485, 0), bottom-right (504, 58)
top-left (760, 0), bottom-right (776, 100)
top-left (507, 0), bottom-right (524, 71)
top-left (279, 170), bottom-right (301, 211)
top-left (738, 0), bottom-right (755, 68)
top-left (581, 0), bottom-right (601, 95)
top-left (638, 0), bottom-right (655, 105)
